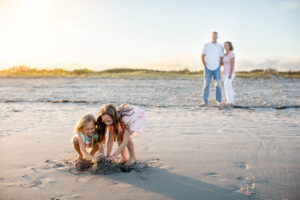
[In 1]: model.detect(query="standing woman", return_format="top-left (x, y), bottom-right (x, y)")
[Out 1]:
top-left (223, 41), bottom-right (235, 106)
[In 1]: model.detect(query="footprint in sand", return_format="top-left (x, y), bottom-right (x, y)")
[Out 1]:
top-left (41, 160), bottom-right (70, 172)
top-left (70, 194), bottom-right (81, 198)
top-left (30, 176), bottom-right (57, 188)
top-left (204, 172), bottom-right (226, 182)
top-left (30, 179), bottom-right (43, 188)
top-left (204, 172), bottom-right (220, 177)
top-left (181, 132), bottom-right (199, 135)
top-left (234, 161), bottom-right (250, 169)
top-left (4, 182), bottom-right (16, 187)
top-left (234, 175), bottom-right (243, 181)
top-left (19, 176), bottom-right (45, 188)
top-left (233, 174), bottom-right (256, 196)
top-left (31, 176), bottom-right (47, 188)
top-left (49, 194), bottom-right (64, 200)
top-left (234, 177), bottom-right (256, 196)
top-left (31, 167), bottom-right (38, 172)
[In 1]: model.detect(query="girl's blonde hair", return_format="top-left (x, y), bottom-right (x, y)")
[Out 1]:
top-left (75, 113), bottom-right (96, 133)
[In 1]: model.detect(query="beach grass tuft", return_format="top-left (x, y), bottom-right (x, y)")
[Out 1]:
top-left (0, 65), bottom-right (299, 78)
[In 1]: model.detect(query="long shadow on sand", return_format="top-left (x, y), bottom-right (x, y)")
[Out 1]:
top-left (71, 158), bottom-right (251, 200)
top-left (105, 165), bottom-right (249, 200)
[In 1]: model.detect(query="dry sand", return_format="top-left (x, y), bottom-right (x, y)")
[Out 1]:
top-left (1, 107), bottom-right (299, 200)
top-left (0, 77), bottom-right (300, 200)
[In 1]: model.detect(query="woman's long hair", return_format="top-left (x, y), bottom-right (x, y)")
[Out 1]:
top-left (96, 104), bottom-right (133, 142)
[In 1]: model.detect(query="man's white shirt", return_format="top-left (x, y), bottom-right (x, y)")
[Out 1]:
top-left (202, 42), bottom-right (224, 70)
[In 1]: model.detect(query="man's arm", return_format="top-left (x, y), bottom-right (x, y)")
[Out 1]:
top-left (201, 54), bottom-right (206, 68)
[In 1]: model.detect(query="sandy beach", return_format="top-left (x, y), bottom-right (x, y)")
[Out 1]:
top-left (0, 77), bottom-right (299, 200)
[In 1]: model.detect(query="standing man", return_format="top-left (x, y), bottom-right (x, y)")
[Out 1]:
top-left (201, 31), bottom-right (224, 106)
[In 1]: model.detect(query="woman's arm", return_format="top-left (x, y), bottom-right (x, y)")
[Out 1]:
top-left (106, 126), bottom-right (114, 156)
top-left (112, 129), bottom-right (130, 157)
top-left (229, 57), bottom-right (235, 79)
top-left (77, 133), bottom-right (97, 161)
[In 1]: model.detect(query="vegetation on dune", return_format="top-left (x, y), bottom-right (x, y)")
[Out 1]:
top-left (0, 65), bottom-right (299, 78)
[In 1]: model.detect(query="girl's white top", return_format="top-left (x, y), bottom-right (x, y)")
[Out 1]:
top-left (121, 105), bottom-right (146, 134)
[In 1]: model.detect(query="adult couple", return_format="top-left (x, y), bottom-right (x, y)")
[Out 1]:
top-left (201, 31), bottom-right (235, 106)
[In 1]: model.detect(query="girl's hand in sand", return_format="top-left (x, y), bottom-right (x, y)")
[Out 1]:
top-left (107, 155), bottom-right (117, 162)
top-left (92, 157), bottom-right (98, 163)
top-left (95, 153), bottom-right (105, 160)
top-left (99, 153), bottom-right (105, 157)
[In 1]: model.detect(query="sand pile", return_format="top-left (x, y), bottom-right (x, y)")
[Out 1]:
top-left (74, 157), bottom-right (147, 175)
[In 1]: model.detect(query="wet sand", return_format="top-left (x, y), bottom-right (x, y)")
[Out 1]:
top-left (0, 77), bottom-right (299, 199)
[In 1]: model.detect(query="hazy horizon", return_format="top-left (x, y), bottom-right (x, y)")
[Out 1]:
top-left (1, 0), bottom-right (300, 71)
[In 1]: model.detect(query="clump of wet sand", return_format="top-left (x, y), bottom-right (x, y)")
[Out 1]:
top-left (74, 157), bottom-right (148, 175)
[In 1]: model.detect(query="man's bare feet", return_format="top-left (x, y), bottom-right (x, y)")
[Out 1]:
top-left (224, 103), bottom-right (234, 107)
top-left (216, 102), bottom-right (222, 107)
top-left (200, 102), bottom-right (207, 106)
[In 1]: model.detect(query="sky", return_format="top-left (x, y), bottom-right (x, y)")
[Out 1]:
top-left (0, 0), bottom-right (300, 71)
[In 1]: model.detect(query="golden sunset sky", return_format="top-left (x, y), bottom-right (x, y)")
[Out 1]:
top-left (0, 0), bottom-right (300, 71)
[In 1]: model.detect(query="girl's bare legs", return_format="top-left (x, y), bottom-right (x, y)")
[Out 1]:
top-left (118, 139), bottom-right (128, 163)
top-left (71, 136), bottom-right (83, 161)
top-left (90, 143), bottom-right (99, 156)
top-left (126, 137), bottom-right (137, 165)
top-left (112, 130), bottom-right (137, 165)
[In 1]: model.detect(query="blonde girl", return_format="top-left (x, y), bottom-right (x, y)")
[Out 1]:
top-left (71, 113), bottom-right (104, 162)
top-left (96, 104), bottom-right (146, 165)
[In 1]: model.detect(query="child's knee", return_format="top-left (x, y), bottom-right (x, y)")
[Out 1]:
top-left (71, 136), bottom-right (79, 145)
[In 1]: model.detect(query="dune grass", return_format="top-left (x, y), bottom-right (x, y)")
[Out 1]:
top-left (0, 65), bottom-right (299, 78)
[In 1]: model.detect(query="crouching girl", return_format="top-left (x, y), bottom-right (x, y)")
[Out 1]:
top-left (71, 113), bottom-right (104, 163)
top-left (97, 104), bottom-right (146, 165)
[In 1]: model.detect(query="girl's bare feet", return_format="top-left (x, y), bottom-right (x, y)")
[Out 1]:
top-left (125, 158), bottom-right (137, 165)
top-left (119, 157), bottom-right (128, 165)
top-left (73, 156), bottom-right (82, 162)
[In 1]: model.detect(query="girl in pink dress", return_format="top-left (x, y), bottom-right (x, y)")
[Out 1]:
top-left (96, 104), bottom-right (146, 165)
top-left (223, 41), bottom-right (235, 105)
